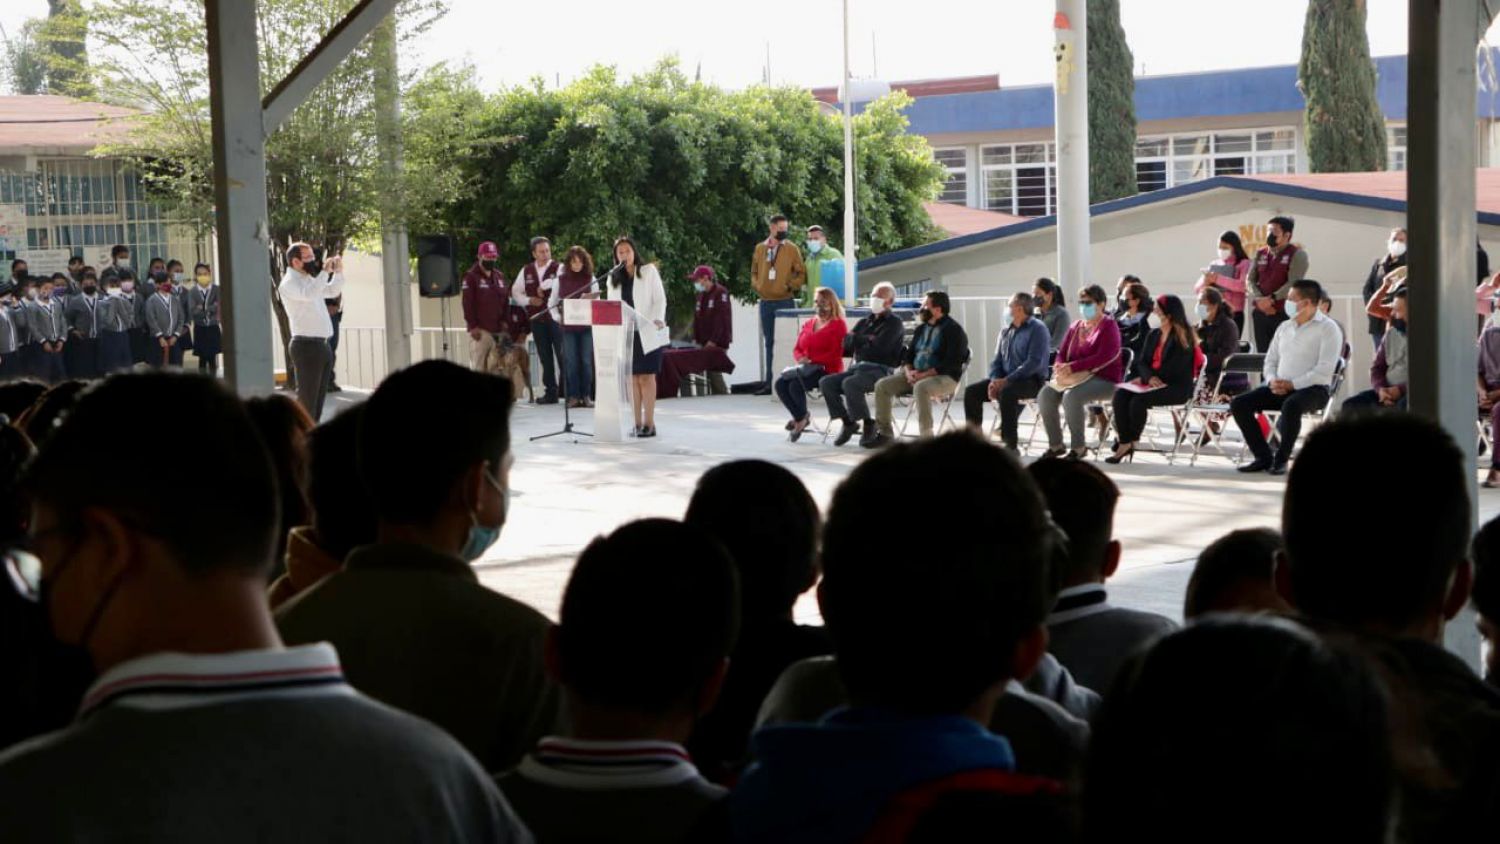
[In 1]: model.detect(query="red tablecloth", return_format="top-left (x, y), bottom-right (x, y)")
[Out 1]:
top-left (658, 347), bottom-right (735, 399)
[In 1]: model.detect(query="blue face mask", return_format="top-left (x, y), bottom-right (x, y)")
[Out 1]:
top-left (1079, 303), bottom-right (1098, 320)
top-left (1284, 299), bottom-right (1300, 319)
top-left (808, 239), bottom-right (824, 254)
top-left (460, 470), bottom-right (509, 563)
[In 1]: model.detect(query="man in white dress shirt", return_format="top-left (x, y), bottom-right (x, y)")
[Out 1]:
top-left (1230, 279), bottom-right (1344, 475)
top-left (515, 237), bottom-right (563, 404)
top-left (277, 243), bottom-right (345, 421)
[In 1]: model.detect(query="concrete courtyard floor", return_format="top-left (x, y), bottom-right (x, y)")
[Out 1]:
top-left (328, 391), bottom-right (1500, 625)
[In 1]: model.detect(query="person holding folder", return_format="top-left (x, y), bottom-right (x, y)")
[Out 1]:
top-left (1107, 295), bottom-right (1200, 464)
top-left (606, 236), bottom-right (667, 438)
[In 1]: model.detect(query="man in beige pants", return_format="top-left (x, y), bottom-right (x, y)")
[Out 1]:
top-left (865, 290), bottom-right (969, 448)
top-left (460, 240), bottom-right (511, 376)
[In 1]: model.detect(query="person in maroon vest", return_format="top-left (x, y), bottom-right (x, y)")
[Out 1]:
top-left (690, 265), bottom-right (733, 394)
top-left (1245, 215), bottom-right (1311, 353)
top-left (514, 237), bottom-right (564, 404)
top-left (460, 241), bottom-right (511, 376)
top-left (555, 245), bottom-right (599, 408)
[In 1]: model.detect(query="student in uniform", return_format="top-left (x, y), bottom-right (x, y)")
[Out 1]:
top-left (26, 276), bottom-right (67, 384)
top-left (97, 273), bottom-right (135, 374)
top-left (0, 283), bottom-right (19, 381)
top-left (144, 272), bottom-right (188, 367)
top-left (63, 270), bottom-right (103, 380)
top-left (11, 278), bottom-right (37, 379)
top-left (167, 259), bottom-right (194, 359)
top-left (188, 263), bottom-right (222, 376)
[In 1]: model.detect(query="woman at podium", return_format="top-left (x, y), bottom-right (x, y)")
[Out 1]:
top-left (607, 236), bottom-right (668, 438)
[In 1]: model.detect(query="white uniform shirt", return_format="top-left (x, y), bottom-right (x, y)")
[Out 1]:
top-left (277, 267), bottom-right (346, 339)
top-left (1264, 309), bottom-right (1343, 389)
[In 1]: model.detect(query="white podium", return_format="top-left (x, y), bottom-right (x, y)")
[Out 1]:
top-left (564, 299), bottom-right (638, 442)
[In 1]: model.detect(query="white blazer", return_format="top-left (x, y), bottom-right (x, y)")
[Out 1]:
top-left (608, 262), bottom-right (669, 352)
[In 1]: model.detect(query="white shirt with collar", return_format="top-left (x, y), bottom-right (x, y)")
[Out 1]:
top-left (277, 266), bottom-right (346, 339)
top-left (512, 260), bottom-right (560, 306)
top-left (1265, 309), bottom-right (1342, 389)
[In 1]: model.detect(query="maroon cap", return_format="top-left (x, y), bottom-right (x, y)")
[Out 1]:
top-left (688, 265), bottom-right (716, 281)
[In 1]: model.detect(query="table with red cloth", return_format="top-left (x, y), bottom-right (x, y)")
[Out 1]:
top-left (658, 346), bottom-right (735, 398)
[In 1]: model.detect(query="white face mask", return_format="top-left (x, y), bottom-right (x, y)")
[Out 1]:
top-left (1147, 313), bottom-right (1162, 331)
top-left (869, 296), bottom-right (887, 314)
top-left (1217, 247), bottom-right (1232, 261)
top-left (1389, 240), bottom-right (1407, 258)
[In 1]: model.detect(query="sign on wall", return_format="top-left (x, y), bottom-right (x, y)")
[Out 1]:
top-left (17, 248), bottom-right (71, 275)
top-left (0, 204), bottom-right (24, 254)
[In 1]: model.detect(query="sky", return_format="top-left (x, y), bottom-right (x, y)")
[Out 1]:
top-left (4, 1), bottom-right (1500, 94)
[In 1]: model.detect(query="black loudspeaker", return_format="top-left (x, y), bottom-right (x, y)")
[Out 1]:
top-left (415, 234), bottom-right (459, 298)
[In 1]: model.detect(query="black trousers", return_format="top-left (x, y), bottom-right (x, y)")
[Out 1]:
top-left (964, 376), bottom-right (1042, 445)
top-left (290, 336), bottom-right (332, 421)
top-left (1251, 306), bottom-right (1287, 353)
top-left (1230, 384), bottom-right (1331, 465)
top-left (1111, 384), bottom-right (1192, 444)
top-left (532, 319), bottom-right (562, 398)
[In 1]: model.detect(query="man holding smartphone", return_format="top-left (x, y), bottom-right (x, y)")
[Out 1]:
top-left (278, 242), bottom-right (345, 420)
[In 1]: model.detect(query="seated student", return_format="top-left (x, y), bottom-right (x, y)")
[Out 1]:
top-left (268, 405), bottom-right (377, 609)
top-left (1344, 287), bottom-right (1409, 412)
top-left (821, 282), bottom-right (905, 446)
top-left (1027, 460), bottom-right (1175, 693)
top-left (1106, 294), bottom-right (1199, 464)
top-left (1084, 616), bottom-right (1394, 844)
top-left (662, 264), bottom-right (734, 397)
top-left (732, 433), bottom-right (1072, 843)
top-left (964, 291), bottom-right (1051, 449)
top-left (62, 270), bottom-right (102, 380)
top-left (1182, 527), bottom-right (1290, 620)
top-left (1230, 279), bottom-right (1342, 475)
top-left (1034, 285), bottom-right (1124, 459)
top-left (276, 360), bottom-right (559, 773)
top-left (868, 291), bottom-right (969, 446)
top-left (1195, 285), bottom-right (1242, 393)
top-left (777, 287), bottom-right (848, 442)
top-left (499, 519), bottom-right (738, 842)
top-left (1470, 516), bottom-right (1500, 688)
top-left (682, 460), bottom-right (831, 781)
top-left (1, 373), bottom-right (528, 841)
top-left (1279, 413), bottom-right (1500, 842)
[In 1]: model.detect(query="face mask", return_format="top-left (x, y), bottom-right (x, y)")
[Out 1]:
top-left (481, 260), bottom-right (496, 272)
top-left (808, 239), bottom-right (824, 254)
top-left (774, 230), bottom-right (789, 242)
top-left (41, 538), bottom-right (128, 674)
top-left (1194, 303), bottom-right (1209, 321)
top-left (1391, 317), bottom-right (1407, 334)
top-left (1217, 248), bottom-right (1232, 261)
top-left (1284, 299), bottom-right (1300, 319)
top-left (82, 285), bottom-right (97, 297)
top-left (1147, 313), bottom-right (1163, 331)
top-left (115, 258), bottom-right (130, 268)
top-left (869, 297), bottom-right (887, 315)
top-left (172, 272), bottom-right (186, 283)
top-left (1266, 232), bottom-right (1280, 249)
top-left (196, 274), bottom-right (212, 287)
top-left (1079, 303), bottom-right (1098, 320)
top-left (106, 287), bottom-right (120, 297)
top-left (120, 281), bottom-right (135, 294)
top-left (25, 290), bottom-right (37, 301)
top-left (11, 271), bottom-right (24, 282)
top-left (1389, 240), bottom-right (1407, 258)
top-left (460, 471), bottom-right (508, 562)
top-left (149, 269), bottom-right (166, 283)
top-left (917, 307), bottom-right (933, 324)
top-left (39, 289), bottom-right (52, 301)
top-left (303, 259), bottom-right (323, 277)
top-left (695, 282), bottom-right (709, 294)
top-left (158, 282), bottom-right (173, 295)
top-left (70, 268), bottom-right (84, 281)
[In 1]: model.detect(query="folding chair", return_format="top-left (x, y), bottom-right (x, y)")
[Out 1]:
top-left (1080, 347), bottom-right (1134, 459)
top-left (1263, 354), bottom-right (1347, 457)
top-left (1186, 353), bottom-right (1265, 465)
top-left (1145, 366), bottom-right (1209, 464)
top-left (900, 351), bottom-right (971, 438)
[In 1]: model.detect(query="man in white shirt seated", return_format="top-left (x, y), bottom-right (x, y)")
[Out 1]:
top-left (1230, 279), bottom-right (1344, 476)
top-left (0, 373), bottom-right (530, 843)
top-left (276, 242), bottom-right (345, 421)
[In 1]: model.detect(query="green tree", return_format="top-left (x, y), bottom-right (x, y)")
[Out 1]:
top-left (438, 60), bottom-right (944, 324)
top-left (89, 0), bottom-right (446, 382)
top-left (1, 20), bottom-right (48, 95)
top-left (1087, 0), bottom-right (1137, 202)
top-left (40, 0), bottom-right (91, 98)
top-left (1298, 0), bottom-right (1387, 172)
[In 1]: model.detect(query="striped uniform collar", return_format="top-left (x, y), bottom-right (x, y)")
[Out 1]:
top-left (516, 737), bottom-right (711, 791)
top-left (77, 643), bottom-right (352, 720)
top-left (1048, 583), bottom-right (1111, 625)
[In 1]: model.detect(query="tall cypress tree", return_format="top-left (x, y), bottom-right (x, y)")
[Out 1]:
top-left (1298, 0), bottom-right (1387, 172)
top-left (1087, 0), bottom-right (1137, 202)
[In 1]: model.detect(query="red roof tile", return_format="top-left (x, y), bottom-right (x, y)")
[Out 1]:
top-left (0, 95), bottom-right (139, 154)
top-left (1243, 169), bottom-right (1500, 216)
top-left (923, 201), bottom-right (1027, 237)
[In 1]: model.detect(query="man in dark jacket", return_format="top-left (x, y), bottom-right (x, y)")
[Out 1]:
top-left (460, 240), bottom-right (511, 376)
top-left (820, 282), bottom-right (905, 446)
top-left (1279, 413), bottom-right (1500, 843)
top-left (866, 290), bottom-right (969, 447)
top-left (1360, 228), bottom-right (1406, 352)
top-left (964, 292), bottom-right (1050, 447)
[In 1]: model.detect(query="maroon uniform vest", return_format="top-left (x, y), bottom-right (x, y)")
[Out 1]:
top-left (522, 260), bottom-right (561, 323)
top-left (1253, 243), bottom-right (1300, 296)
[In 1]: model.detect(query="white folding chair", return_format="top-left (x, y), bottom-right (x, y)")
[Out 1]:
top-left (1263, 354), bottom-right (1347, 457)
top-left (900, 351), bottom-right (971, 438)
top-left (1188, 353), bottom-right (1265, 466)
top-left (1081, 347), bottom-right (1133, 459)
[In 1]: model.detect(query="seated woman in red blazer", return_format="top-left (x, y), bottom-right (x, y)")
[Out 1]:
top-left (778, 287), bottom-right (849, 442)
top-left (1107, 294), bottom-right (1199, 464)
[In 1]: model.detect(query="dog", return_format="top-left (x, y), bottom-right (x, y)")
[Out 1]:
top-left (494, 332), bottom-right (533, 404)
